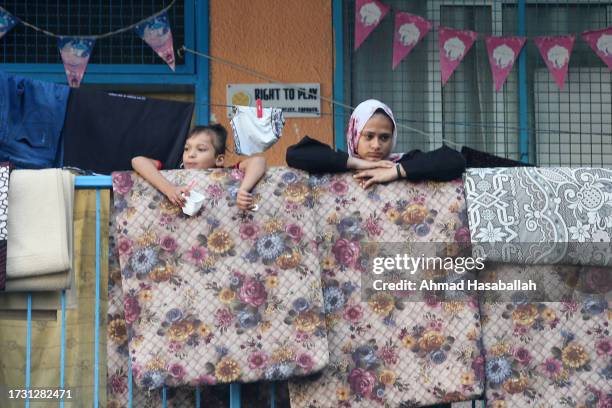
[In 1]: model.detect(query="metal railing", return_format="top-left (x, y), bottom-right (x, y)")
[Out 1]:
top-left (18, 175), bottom-right (277, 408)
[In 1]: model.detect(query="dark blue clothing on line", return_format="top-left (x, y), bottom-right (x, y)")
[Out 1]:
top-left (0, 71), bottom-right (69, 169)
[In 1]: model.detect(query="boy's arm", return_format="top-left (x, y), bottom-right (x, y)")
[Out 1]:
top-left (237, 156), bottom-right (267, 192)
top-left (236, 156), bottom-right (267, 210)
top-left (131, 156), bottom-right (188, 206)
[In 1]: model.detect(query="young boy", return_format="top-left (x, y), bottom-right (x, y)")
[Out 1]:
top-left (132, 124), bottom-right (266, 210)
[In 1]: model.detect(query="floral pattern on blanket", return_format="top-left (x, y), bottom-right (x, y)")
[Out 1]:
top-left (288, 175), bottom-right (484, 408)
top-left (107, 216), bottom-right (197, 407)
top-left (480, 289), bottom-right (611, 408)
top-left (110, 168), bottom-right (328, 390)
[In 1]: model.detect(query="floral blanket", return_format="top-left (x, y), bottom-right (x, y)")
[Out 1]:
top-left (464, 167), bottom-right (612, 266)
top-left (288, 175), bottom-right (484, 407)
top-left (110, 167), bottom-right (328, 391)
top-left (478, 264), bottom-right (611, 408)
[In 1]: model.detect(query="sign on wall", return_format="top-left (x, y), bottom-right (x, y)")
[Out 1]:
top-left (227, 83), bottom-right (321, 118)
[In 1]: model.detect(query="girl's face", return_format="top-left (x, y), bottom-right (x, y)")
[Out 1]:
top-left (355, 113), bottom-right (394, 161)
top-left (182, 132), bottom-right (224, 169)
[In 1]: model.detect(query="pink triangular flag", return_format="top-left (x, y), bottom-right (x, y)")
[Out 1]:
top-left (392, 12), bottom-right (432, 69)
top-left (582, 27), bottom-right (612, 70)
top-left (438, 26), bottom-right (478, 86)
top-left (485, 36), bottom-right (526, 91)
top-left (0, 7), bottom-right (18, 40)
top-left (534, 35), bottom-right (575, 90)
top-left (354, 0), bottom-right (390, 50)
top-left (134, 12), bottom-right (176, 71)
top-left (58, 37), bottom-right (95, 88)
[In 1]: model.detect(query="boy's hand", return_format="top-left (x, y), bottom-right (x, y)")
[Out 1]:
top-left (164, 185), bottom-right (191, 207)
top-left (236, 189), bottom-right (254, 211)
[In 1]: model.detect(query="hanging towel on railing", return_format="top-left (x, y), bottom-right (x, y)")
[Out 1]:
top-left (111, 167), bottom-right (329, 389)
top-left (3, 169), bottom-right (74, 291)
top-left (464, 167), bottom-right (612, 266)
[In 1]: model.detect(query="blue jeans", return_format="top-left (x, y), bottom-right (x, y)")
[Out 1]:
top-left (0, 71), bottom-right (69, 168)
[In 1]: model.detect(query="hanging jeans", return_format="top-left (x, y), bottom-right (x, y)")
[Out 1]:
top-left (0, 71), bottom-right (70, 169)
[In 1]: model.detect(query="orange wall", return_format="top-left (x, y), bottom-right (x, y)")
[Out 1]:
top-left (210, 0), bottom-right (334, 166)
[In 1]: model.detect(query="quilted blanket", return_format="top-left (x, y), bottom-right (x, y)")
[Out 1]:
top-left (478, 264), bottom-right (611, 408)
top-left (464, 167), bottom-right (612, 266)
top-left (107, 222), bottom-right (195, 407)
top-left (288, 175), bottom-right (484, 407)
top-left (110, 167), bottom-right (328, 390)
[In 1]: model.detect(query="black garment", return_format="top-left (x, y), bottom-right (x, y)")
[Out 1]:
top-left (286, 136), bottom-right (466, 181)
top-left (62, 89), bottom-right (194, 174)
top-left (461, 146), bottom-right (535, 168)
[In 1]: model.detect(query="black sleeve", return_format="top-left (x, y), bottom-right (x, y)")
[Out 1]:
top-left (399, 145), bottom-right (466, 181)
top-left (286, 136), bottom-right (350, 173)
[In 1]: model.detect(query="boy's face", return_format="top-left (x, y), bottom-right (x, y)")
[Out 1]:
top-left (183, 132), bottom-right (224, 169)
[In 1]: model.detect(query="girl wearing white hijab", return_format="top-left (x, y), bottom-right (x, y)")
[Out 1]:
top-left (286, 99), bottom-right (465, 188)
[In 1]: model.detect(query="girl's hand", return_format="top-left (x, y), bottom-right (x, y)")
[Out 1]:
top-left (236, 189), bottom-right (254, 210)
top-left (347, 157), bottom-right (395, 170)
top-left (164, 185), bottom-right (191, 207)
top-left (353, 167), bottom-right (398, 189)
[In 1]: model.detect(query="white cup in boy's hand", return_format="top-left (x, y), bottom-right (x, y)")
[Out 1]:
top-left (182, 190), bottom-right (205, 216)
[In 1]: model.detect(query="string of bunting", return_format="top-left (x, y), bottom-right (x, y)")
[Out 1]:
top-left (355, 0), bottom-right (612, 90)
top-left (1, 1), bottom-right (610, 91)
top-left (0, 1), bottom-right (177, 87)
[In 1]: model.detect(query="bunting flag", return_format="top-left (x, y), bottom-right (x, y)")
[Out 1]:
top-left (58, 37), bottom-right (95, 88)
top-left (485, 35), bottom-right (526, 92)
top-left (392, 12), bottom-right (432, 70)
top-left (354, 0), bottom-right (390, 51)
top-left (582, 27), bottom-right (612, 70)
top-left (438, 26), bottom-right (478, 86)
top-left (0, 7), bottom-right (18, 40)
top-left (534, 34), bottom-right (575, 90)
top-left (134, 11), bottom-right (176, 71)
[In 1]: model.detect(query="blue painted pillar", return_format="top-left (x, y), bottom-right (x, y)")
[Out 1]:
top-left (518, 0), bottom-right (529, 163)
top-left (333, 0), bottom-right (345, 150)
top-left (195, 0), bottom-right (210, 125)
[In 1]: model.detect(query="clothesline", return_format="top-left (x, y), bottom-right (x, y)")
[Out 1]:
top-left (0, 1), bottom-right (175, 39)
top-left (199, 101), bottom-right (612, 139)
top-left (179, 45), bottom-right (454, 147)
top-left (181, 46), bottom-right (611, 149)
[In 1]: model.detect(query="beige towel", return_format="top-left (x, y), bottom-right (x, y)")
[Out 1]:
top-left (4, 170), bottom-right (74, 292)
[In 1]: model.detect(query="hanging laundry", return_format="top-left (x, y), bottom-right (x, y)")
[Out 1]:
top-left (230, 105), bottom-right (284, 155)
top-left (110, 167), bottom-right (329, 389)
top-left (464, 167), bottom-right (612, 266)
top-left (478, 264), bottom-right (610, 408)
top-left (0, 162), bottom-right (12, 290)
top-left (461, 146), bottom-right (534, 168)
top-left (289, 174), bottom-right (484, 407)
top-left (0, 191), bottom-right (111, 408)
top-left (62, 89), bottom-right (194, 174)
top-left (4, 169), bottom-right (74, 292)
top-left (0, 71), bottom-right (70, 169)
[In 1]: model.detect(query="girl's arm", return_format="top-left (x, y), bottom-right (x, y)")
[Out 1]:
top-left (286, 136), bottom-right (394, 172)
top-left (131, 156), bottom-right (189, 206)
top-left (236, 156), bottom-right (267, 210)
